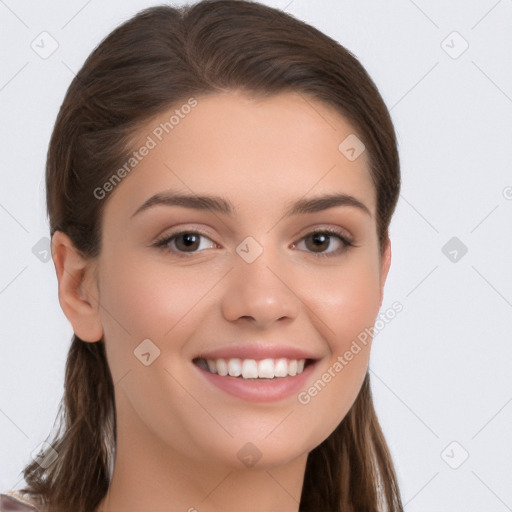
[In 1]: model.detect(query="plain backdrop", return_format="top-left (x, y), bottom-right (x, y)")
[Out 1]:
top-left (1, 1), bottom-right (511, 510)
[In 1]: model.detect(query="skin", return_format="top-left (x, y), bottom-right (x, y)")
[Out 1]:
top-left (52, 90), bottom-right (391, 512)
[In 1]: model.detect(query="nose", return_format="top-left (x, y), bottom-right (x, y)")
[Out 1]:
top-left (220, 245), bottom-right (302, 328)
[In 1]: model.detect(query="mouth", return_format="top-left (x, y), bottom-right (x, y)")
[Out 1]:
top-left (192, 356), bottom-right (317, 380)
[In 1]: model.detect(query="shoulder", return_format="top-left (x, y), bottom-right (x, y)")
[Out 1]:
top-left (0, 491), bottom-right (40, 511)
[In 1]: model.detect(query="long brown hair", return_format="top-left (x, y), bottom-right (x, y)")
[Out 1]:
top-left (18, 1), bottom-right (403, 510)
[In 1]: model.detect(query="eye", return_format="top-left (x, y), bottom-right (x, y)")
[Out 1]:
top-left (291, 228), bottom-right (355, 258)
top-left (153, 230), bottom-right (216, 255)
top-left (153, 227), bottom-right (356, 258)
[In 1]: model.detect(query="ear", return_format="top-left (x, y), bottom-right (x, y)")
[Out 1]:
top-left (51, 230), bottom-right (104, 342)
top-left (378, 236), bottom-right (392, 307)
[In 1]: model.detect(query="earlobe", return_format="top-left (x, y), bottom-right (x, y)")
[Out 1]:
top-left (51, 230), bottom-right (104, 342)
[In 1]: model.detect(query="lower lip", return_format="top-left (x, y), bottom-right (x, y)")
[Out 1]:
top-left (193, 360), bottom-right (318, 403)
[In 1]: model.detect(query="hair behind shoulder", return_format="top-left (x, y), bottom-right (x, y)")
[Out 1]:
top-left (19, 2), bottom-right (402, 511)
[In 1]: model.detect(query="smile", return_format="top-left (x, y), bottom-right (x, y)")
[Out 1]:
top-left (193, 357), bottom-right (314, 380)
top-left (192, 357), bottom-right (319, 403)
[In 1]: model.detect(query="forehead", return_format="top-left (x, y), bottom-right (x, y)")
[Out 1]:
top-left (104, 90), bottom-right (376, 222)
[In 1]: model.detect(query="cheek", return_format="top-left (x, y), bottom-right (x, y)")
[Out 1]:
top-left (101, 249), bottom-right (214, 330)
top-left (97, 253), bottom-right (215, 380)
top-left (297, 255), bottom-right (381, 433)
top-left (307, 252), bottom-right (382, 346)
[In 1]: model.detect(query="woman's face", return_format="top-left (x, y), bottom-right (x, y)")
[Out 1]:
top-left (89, 90), bottom-right (390, 471)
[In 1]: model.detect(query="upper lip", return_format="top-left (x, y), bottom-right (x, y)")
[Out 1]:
top-left (193, 343), bottom-right (322, 361)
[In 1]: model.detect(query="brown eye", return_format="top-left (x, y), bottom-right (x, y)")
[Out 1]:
top-left (174, 233), bottom-right (201, 252)
top-left (293, 229), bottom-right (354, 258)
top-left (304, 232), bottom-right (331, 252)
top-left (154, 231), bottom-right (216, 255)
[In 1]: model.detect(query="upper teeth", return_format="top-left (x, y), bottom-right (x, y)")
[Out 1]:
top-left (197, 357), bottom-right (307, 379)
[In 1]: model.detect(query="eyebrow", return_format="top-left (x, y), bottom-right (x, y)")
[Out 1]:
top-left (130, 191), bottom-right (371, 219)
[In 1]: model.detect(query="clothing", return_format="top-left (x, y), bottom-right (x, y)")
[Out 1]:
top-left (0, 492), bottom-right (39, 511)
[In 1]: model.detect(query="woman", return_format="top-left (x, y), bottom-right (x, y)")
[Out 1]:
top-left (1, 1), bottom-right (403, 510)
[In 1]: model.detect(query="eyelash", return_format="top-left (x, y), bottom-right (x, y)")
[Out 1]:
top-left (152, 228), bottom-right (356, 259)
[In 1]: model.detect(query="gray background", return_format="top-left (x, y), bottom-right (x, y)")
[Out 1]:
top-left (1, 0), bottom-right (511, 510)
